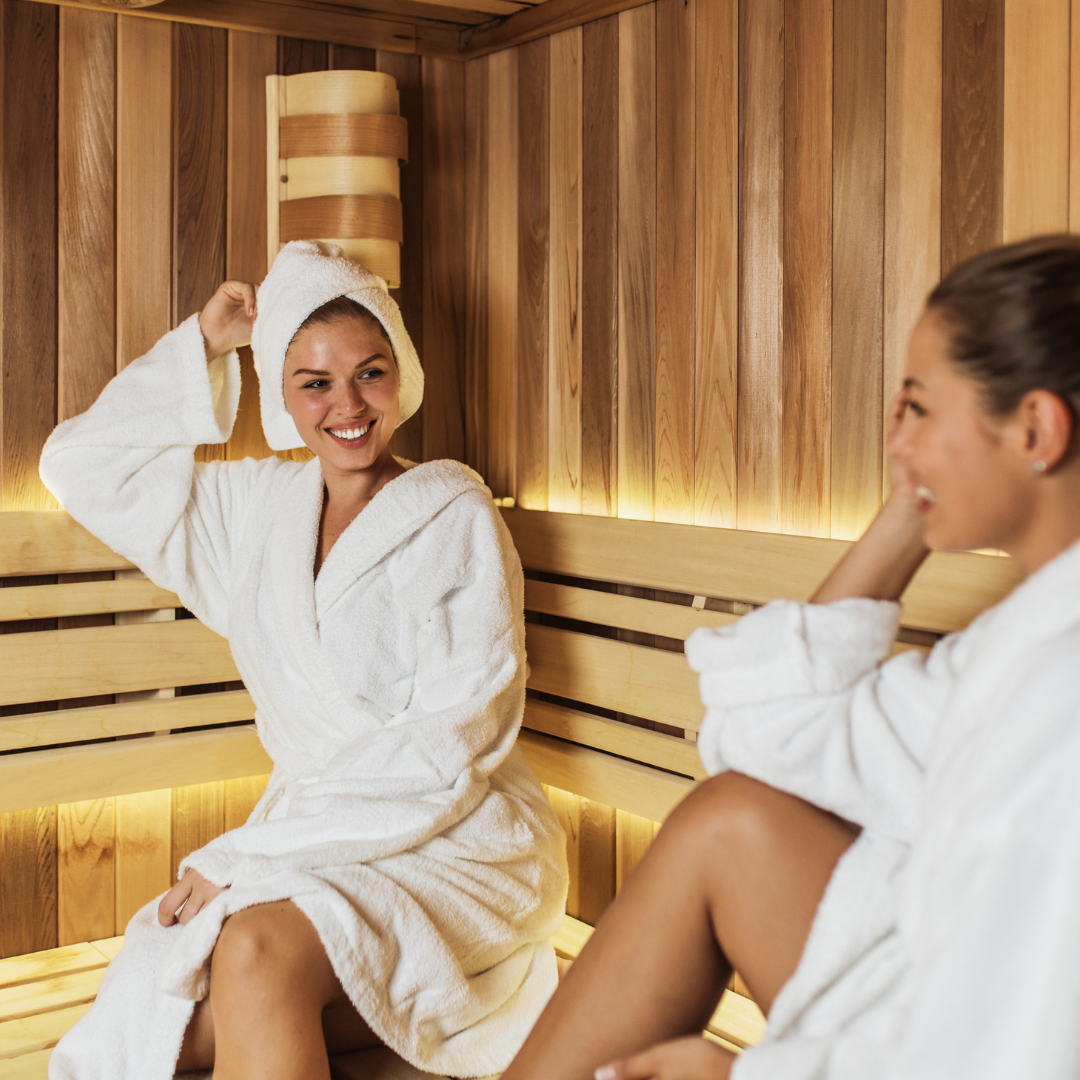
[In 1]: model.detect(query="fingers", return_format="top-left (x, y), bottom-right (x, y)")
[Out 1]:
top-left (594, 1037), bottom-right (735, 1080)
top-left (158, 876), bottom-right (194, 927)
top-left (220, 280), bottom-right (257, 320)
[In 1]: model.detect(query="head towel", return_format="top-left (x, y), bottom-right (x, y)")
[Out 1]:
top-left (251, 240), bottom-right (424, 451)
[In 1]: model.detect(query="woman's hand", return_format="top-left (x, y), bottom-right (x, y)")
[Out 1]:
top-left (594, 1036), bottom-right (736, 1080)
top-left (199, 280), bottom-right (257, 362)
top-left (158, 869), bottom-right (229, 927)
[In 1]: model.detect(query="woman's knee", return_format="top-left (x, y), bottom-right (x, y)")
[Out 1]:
top-left (212, 902), bottom-right (328, 993)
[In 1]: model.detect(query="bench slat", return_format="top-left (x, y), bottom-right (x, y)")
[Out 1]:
top-left (524, 698), bottom-right (706, 780)
top-left (0, 579), bottom-right (180, 623)
top-left (0, 513), bottom-right (134, 578)
top-left (0, 726), bottom-right (272, 812)
top-left (0, 689), bottom-right (255, 752)
top-left (518, 729), bottom-right (696, 823)
top-left (0, 620), bottom-right (239, 707)
top-left (525, 624), bottom-right (704, 732)
top-left (0, 1003), bottom-right (92, 1061)
top-left (524, 579), bottom-right (737, 640)
top-left (504, 508), bottom-right (1021, 634)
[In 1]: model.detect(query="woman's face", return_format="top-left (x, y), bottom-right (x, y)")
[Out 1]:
top-left (283, 316), bottom-right (400, 475)
top-left (887, 310), bottom-right (1038, 552)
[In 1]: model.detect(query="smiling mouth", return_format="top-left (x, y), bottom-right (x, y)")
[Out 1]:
top-left (326, 420), bottom-right (374, 443)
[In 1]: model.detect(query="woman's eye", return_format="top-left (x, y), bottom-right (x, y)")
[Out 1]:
top-left (907, 399), bottom-right (927, 418)
top-left (302, 379), bottom-right (328, 389)
top-left (359, 367), bottom-right (385, 380)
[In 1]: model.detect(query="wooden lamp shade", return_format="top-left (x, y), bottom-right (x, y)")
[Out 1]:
top-left (266, 71), bottom-right (407, 288)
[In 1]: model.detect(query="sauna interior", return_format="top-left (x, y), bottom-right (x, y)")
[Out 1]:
top-left (0, 0), bottom-right (1073, 1070)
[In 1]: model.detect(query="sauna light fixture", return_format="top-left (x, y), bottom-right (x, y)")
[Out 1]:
top-left (266, 71), bottom-right (407, 289)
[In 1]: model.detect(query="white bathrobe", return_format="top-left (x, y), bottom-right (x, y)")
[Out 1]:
top-left (39, 315), bottom-right (568, 1080)
top-left (686, 543), bottom-right (1080, 1078)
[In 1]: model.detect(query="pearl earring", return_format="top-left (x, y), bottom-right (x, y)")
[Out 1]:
top-left (1032, 460), bottom-right (1047, 475)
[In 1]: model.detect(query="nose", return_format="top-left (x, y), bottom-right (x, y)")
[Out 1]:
top-left (332, 379), bottom-right (368, 417)
top-left (887, 409), bottom-right (915, 460)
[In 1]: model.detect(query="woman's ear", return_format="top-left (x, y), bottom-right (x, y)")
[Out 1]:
top-left (1016, 389), bottom-right (1074, 472)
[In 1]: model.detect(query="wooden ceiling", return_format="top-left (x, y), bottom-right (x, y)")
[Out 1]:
top-left (33, 0), bottom-right (651, 58)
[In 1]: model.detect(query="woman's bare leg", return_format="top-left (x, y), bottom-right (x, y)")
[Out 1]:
top-left (175, 900), bottom-right (380, 1078)
top-left (501, 772), bottom-right (858, 1080)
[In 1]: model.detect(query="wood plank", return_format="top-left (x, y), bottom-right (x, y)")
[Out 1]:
top-left (1072, 0), bottom-right (1080, 232)
top-left (0, 1001), bottom-right (91, 1060)
top-left (884, 0), bottom-right (941, 491)
top-left (329, 42), bottom-right (377, 71)
top-left (378, 50), bottom-right (425, 463)
top-left (117, 15), bottom-right (172, 367)
top-left (1, 0), bottom-right (58, 513)
top-left (831, 0), bottom-right (884, 540)
top-left (524, 698), bottom-right (707, 780)
top-left (171, 781), bottom-right (225, 881)
top-left (0, 690), bottom-right (254, 754)
top-left (0, 1048), bottom-right (51, 1080)
top-left (544, 785), bottom-right (581, 918)
top-left (0, 967), bottom-right (103, 1023)
top-left (525, 624), bottom-right (703, 731)
top-left (616, 4), bottom-right (656, 522)
top-left (0, 808), bottom-right (57, 958)
top-left (486, 47), bottom-right (519, 498)
top-left (524, 578), bottom-right (735, 640)
top-left (615, 808), bottom-right (655, 891)
top-left (577, 797), bottom-right (615, 924)
top-left (693, 0), bottom-right (737, 528)
top-left (0, 579), bottom-right (179, 623)
top-left (654, 0), bottom-right (695, 526)
top-left (464, 56), bottom-right (489, 476)
top-left (89, 935), bottom-right (123, 961)
top-left (547, 27), bottom-right (582, 515)
top-left (580, 16), bottom-right (619, 518)
top-left (503, 508), bottom-right (1022, 633)
top-left (707, 990), bottom-right (766, 1050)
top-left (57, 799), bottom-right (114, 946)
top-left (224, 774), bottom-right (269, 830)
top-left (782, 0), bottom-right (831, 538)
top-left (516, 36), bottom-right (550, 510)
top-left (737, 0), bottom-right (784, 532)
top-left (278, 35), bottom-right (328, 75)
top-left (421, 58), bottom-right (466, 462)
top-left (115, 789), bottom-right (171, 930)
top-left (57, 7), bottom-right (115, 427)
top-left (0, 942), bottom-right (104, 991)
top-left (517, 728), bottom-right (695, 823)
top-left (0, 513), bottom-right (133, 578)
top-left (0, 726), bottom-right (272, 814)
top-left (941, 0), bottom-right (1003, 273)
top-left (1002, 0), bottom-right (1070, 241)
top-left (0, 620), bottom-right (239, 708)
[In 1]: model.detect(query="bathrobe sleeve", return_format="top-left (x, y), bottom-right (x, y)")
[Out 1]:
top-left (180, 495), bottom-right (529, 885)
top-left (39, 314), bottom-right (279, 634)
top-left (687, 599), bottom-right (959, 841)
top-left (732, 641), bottom-right (1080, 1080)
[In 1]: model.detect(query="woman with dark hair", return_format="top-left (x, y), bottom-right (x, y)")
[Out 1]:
top-left (500, 235), bottom-right (1080, 1080)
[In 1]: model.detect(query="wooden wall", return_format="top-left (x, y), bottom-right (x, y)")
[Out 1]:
top-left (0, 0), bottom-right (467, 956)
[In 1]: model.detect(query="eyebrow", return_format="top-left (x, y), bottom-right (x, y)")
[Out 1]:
top-left (290, 353), bottom-right (387, 377)
top-left (903, 377), bottom-right (926, 390)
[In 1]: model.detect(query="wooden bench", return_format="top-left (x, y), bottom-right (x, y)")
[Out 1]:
top-left (0, 508), bottom-right (1021, 1076)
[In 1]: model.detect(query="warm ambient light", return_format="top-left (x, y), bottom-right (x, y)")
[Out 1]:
top-left (266, 71), bottom-right (407, 288)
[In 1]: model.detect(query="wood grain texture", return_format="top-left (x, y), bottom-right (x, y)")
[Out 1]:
top-left (782, 0), bottom-right (831, 538)
top-left (1002, 0), bottom-right (1069, 241)
top-left (0, 808), bottom-right (57, 957)
top-left (614, 808), bottom-right (654, 892)
top-left (223, 775), bottom-right (268, 831)
top-left (580, 16), bottom-right (618, 518)
top-left (545, 786), bottom-right (581, 918)
top-left (421, 57), bottom-right (466, 462)
top-left (1, 0), bottom-right (58, 513)
top-left (577, 797), bottom-right (615, 924)
top-left (516, 36), bottom-right (550, 509)
top-left (1072, 0), bottom-right (1080, 231)
top-left (114, 789), bottom-right (171, 930)
top-left (226, 30), bottom-right (276, 462)
top-left (57, 799), bottom-right (114, 946)
top-left (57, 7), bottom-right (116, 426)
top-left (329, 42), bottom-right (377, 71)
top-left (278, 36), bottom-right (328, 75)
top-left (464, 56), bottom-right (489, 476)
top-left (941, 0), bottom-right (1003, 273)
top-left (654, 0), bottom-right (695, 526)
top-left (378, 50), bottom-right (425, 463)
top-left (737, 0), bottom-right (783, 532)
top-left (116, 14), bottom-right (172, 367)
top-left (693, 0), bottom-right (737, 528)
top-left (171, 782), bottom-right (224, 881)
top-left (279, 112), bottom-right (409, 160)
top-left (548, 27), bottom-right (582, 514)
top-left (831, 0), bottom-right (884, 540)
top-left (616, 4), bottom-right (656, 522)
top-left (486, 47), bottom-right (519, 498)
top-left (884, 0), bottom-right (941, 489)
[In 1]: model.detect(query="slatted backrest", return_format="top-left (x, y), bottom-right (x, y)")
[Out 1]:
top-left (501, 508), bottom-right (1023, 819)
top-left (0, 511), bottom-right (268, 812)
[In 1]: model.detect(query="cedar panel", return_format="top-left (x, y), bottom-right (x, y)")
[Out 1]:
top-left (0, 807), bottom-right (57, 957)
top-left (171, 782), bottom-right (225, 882)
top-left (277, 36), bottom-right (328, 75)
top-left (57, 799), bottom-right (115, 946)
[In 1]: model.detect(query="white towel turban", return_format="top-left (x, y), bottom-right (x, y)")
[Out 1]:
top-left (251, 240), bottom-right (424, 451)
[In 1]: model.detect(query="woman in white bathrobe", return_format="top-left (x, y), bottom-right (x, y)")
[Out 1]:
top-left (501, 236), bottom-right (1080, 1080)
top-left (39, 241), bottom-right (568, 1080)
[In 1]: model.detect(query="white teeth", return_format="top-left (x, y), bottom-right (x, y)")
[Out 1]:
top-left (331, 422), bottom-right (373, 441)
top-left (916, 485), bottom-right (936, 504)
